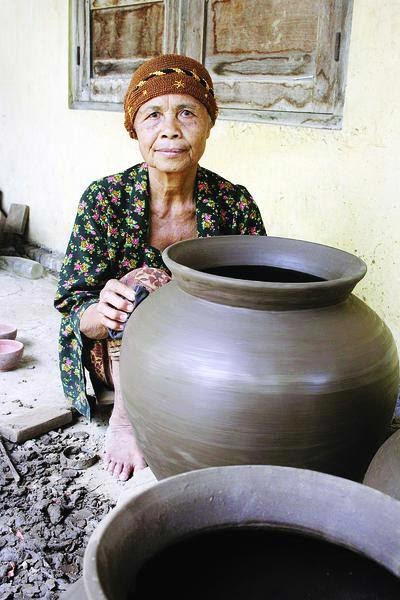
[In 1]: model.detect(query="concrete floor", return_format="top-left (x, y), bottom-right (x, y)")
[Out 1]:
top-left (0, 267), bottom-right (155, 504)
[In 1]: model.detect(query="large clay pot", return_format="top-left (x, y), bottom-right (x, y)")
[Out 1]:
top-left (120, 236), bottom-right (399, 480)
top-left (83, 466), bottom-right (400, 599)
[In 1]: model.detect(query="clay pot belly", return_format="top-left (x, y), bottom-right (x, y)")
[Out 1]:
top-left (120, 236), bottom-right (399, 481)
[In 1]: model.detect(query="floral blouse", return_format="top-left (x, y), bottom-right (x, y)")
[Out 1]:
top-left (55, 163), bottom-right (266, 418)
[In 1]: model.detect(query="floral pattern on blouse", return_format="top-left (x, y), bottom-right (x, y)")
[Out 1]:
top-left (55, 163), bottom-right (266, 418)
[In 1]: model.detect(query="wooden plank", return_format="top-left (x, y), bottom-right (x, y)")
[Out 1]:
top-left (217, 107), bottom-right (342, 129)
top-left (163, 0), bottom-right (180, 53)
top-left (313, 0), bottom-right (337, 112)
top-left (68, 97), bottom-right (343, 128)
top-left (91, 0), bottom-right (161, 9)
top-left (67, 96), bottom-right (343, 128)
top-left (90, 76), bottom-right (131, 103)
top-left (0, 407), bottom-right (73, 444)
top-left (206, 52), bottom-right (315, 79)
top-left (332, 0), bottom-right (354, 121)
top-left (214, 78), bottom-right (315, 113)
top-left (92, 58), bottom-right (148, 77)
top-left (69, 0), bottom-right (91, 104)
top-left (178, 0), bottom-right (206, 61)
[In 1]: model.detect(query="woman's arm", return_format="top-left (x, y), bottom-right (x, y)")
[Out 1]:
top-left (55, 181), bottom-right (139, 340)
top-left (55, 182), bottom-right (116, 339)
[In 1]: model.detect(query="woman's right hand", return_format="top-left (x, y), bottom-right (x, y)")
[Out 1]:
top-left (80, 279), bottom-right (136, 339)
top-left (97, 279), bottom-right (136, 331)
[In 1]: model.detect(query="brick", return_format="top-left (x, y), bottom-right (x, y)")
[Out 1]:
top-left (4, 204), bottom-right (29, 236)
top-left (0, 406), bottom-right (72, 443)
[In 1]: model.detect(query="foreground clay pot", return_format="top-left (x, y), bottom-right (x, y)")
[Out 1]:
top-left (83, 466), bottom-right (400, 599)
top-left (0, 339), bottom-right (24, 371)
top-left (120, 236), bottom-right (399, 481)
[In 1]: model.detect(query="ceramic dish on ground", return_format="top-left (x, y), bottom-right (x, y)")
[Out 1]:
top-left (0, 339), bottom-right (24, 371)
top-left (0, 324), bottom-right (17, 340)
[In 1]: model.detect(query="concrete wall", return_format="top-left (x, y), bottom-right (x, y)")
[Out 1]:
top-left (1, 0), bottom-right (399, 345)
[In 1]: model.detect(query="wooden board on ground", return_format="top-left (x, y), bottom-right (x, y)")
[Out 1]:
top-left (0, 406), bottom-right (72, 443)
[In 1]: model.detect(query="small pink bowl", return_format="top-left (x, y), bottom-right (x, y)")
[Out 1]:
top-left (0, 340), bottom-right (24, 371)
top-left (0, 324), bottom-right (17, 340)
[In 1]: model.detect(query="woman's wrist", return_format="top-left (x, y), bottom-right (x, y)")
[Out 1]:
top-left (80, 303), bottom-right (108, 340)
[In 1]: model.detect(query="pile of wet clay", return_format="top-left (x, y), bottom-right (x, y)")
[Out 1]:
top-left (0, 430), bottom-right (115, 599)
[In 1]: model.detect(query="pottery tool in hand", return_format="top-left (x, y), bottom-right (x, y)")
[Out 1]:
top-left (108, 284), bottom-right (149, 340)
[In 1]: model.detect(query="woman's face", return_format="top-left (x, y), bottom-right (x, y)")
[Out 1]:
top-left (133, 94), bottom-right (212, 175)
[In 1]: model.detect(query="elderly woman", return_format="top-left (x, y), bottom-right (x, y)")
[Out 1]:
top-left (55, 54), bottom-right (266, 481)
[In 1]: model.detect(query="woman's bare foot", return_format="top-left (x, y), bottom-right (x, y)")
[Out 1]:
top-left (103, 365), bottom-right (147, 481)
top-left (104, 422), bottom-right (147, 481)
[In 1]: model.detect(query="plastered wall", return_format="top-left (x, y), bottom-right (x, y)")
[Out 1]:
top-left (1, 0), bottom-right (399, 345)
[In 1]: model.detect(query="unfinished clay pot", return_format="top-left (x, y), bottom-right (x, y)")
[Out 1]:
top-left (120, 236), bottom-right (399, 481)
top-left (0, 339), bottom-right (24, 371)
top-left (363, 429), bottom-right (400, 500)
top-left (0, 323), bottom-right (17, 340)
top-left (83, 466), bottom-right (400, 599)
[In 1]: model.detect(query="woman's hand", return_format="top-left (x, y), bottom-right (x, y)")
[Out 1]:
top-left (80, 279), bottom-right (136, 339)
top-left (98, 279), bottom-right (136, 330)
top-left (80, 268), bottom-right (170, 340)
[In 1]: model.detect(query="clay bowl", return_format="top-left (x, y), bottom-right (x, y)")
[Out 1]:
top-left (0, 339), bottom-right (24, 371)
top-left (84, 466), bottom-right (400, 599)
top-left (0, 323), bottom-right (17, 340)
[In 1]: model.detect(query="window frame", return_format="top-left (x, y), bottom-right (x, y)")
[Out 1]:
top-left (69, 0), bottom-right (353, 129)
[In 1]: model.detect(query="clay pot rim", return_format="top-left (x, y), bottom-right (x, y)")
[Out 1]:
top-left (164, 236), bottom-right (366, 288)
top-left (0, 339), bottom-right (24, 354)
top-left (0, 324), bottom-right (17, 340)
top-left (0, 339), bottom-right (24, 371)
top-left (163, 236), bottom-right (367, 309)
top-left (83, 465), bottom-right (400, 600)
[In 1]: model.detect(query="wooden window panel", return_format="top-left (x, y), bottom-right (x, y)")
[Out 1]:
top-left (200, 0), bottom-right (353, 128)
top-left (90, 2), bottom-right (164, 101)
top-left (205, 0), bottom-right (320, 112)
top-left (70, 0), bottom-right (180, 109)
top-left (91, 4), bottom-right (165, 77)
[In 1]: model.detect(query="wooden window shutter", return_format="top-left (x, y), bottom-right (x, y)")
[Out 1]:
top-left (70, 0), bottom-right (180, 109)
top-left (200, 0), bottom-right (353, 128)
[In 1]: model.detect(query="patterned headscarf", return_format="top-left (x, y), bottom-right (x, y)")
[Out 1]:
top-left (124, 54), bottom-right (218, 139)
